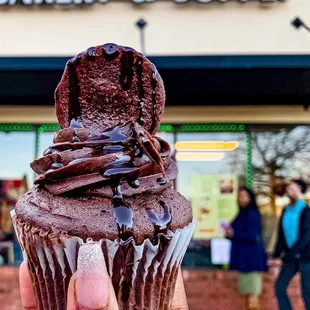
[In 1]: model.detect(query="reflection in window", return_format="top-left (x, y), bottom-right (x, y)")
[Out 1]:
top-left (0, 132), bottom-right (35, 265)
top-left (39, 132), bottom-right (55, 157)
top-left (0, 132), bottom-right (35, 186)
top-left (251, 126), bottom-right (310, 254)
top-left (177, 132), bottom-right (246, 268)
top-left (252, 126), bottom-right (310, 215)
top-left (176, 132), bottom-right (246, 199)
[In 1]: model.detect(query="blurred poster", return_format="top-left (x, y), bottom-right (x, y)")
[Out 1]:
top-left (190, 174), bottom-right (238, 240)
top-left (1, 179), bottom-right (27, 202)
top-left (0, 179), bottom-right (27, 234)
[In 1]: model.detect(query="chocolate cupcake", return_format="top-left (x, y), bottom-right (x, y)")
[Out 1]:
top-left (12, 44), bottom-right (195, 310)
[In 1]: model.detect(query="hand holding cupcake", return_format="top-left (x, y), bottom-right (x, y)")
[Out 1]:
top-left (13, 43), bottom-right (195, 310)
top-left (19, 241), bottom-right (189, 310)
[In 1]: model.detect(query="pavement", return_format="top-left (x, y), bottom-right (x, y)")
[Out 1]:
top-left (0, 268), bottom-right (304, 310)
top-left (183, 270), bottom-right (303, 310)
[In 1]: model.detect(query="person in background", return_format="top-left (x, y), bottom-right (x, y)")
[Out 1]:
top-left (225, 187), bottom-right (268, 310)
top-left (269, 179), bottom-right (310, 310)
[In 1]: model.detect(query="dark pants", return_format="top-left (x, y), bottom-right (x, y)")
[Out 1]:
top-left (275, 259), bottom-right (310, 310)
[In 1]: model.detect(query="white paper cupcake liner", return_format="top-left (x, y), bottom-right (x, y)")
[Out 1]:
top-left (11, 209), bottom-right (195, 310)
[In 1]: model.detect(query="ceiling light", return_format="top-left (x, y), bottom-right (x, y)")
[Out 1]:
top-left (175, 141), bottom-right (239, 152)
top-left (175, 152), bottom-right (225, 162)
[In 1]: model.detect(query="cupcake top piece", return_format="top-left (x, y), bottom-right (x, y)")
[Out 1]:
top-left (31, 44), bottom-right (176, 198)
top-left (55, 43), bottom-right (165, 136)
top-left (16, 45), bottom-right (192, 244)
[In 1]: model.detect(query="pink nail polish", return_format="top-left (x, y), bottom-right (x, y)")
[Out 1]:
top-left (76, 241), bottom-right (109, 309)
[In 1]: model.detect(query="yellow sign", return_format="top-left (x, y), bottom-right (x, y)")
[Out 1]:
top-left (175, 141), bottom-right (239, 152)
top-left (190, 174), bottom-right (238, 240)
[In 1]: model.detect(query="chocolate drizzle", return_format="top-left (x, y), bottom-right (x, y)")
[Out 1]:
top-left (135, 55), bottom-right (145, 126)
top-left (70, 119), bottom-right (83, 143)
top-left (103, 145), bottom-right (125, 154)
top-left (157, 177), bottom-right (167, 185)
top-left (99, 137), bottom-right (140, 241)
top-left (51, 163), bottom-right (64, 169)
top-left (46, 161), bottom-right (65, 174)
top-left (147, 201), bottom-right (172, 241)
top-left (111, 185), bottom-right (133, 241)
top-left (67, 58), bottom-right (81, 122)
top-left (149, 63), bottom-right (158, 133)
top-left (88, 125), bottom-right (129, 144)
top-left (85, 46), bottom-right (95, 58)
top-left (128, 179), bottom-right (140, 188)
top-left (104, 155), bottom-right (139, 241)
top-left (102, 43), bottom-right (119, 60)
top-left (120, 48), bottom-right (134, 91)
top-left (43, 148), bottom-right (54, 156)
top-left (103, 164), bottom-right (138, 180)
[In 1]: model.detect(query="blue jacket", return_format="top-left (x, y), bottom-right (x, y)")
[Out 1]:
top-left (273, 204), bottom-right (310, 263)
top-left (230, 208), bottom-right (268, 272)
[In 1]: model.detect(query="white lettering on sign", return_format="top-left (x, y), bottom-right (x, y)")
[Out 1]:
top-left (0, 0), bottom-right (289, 5)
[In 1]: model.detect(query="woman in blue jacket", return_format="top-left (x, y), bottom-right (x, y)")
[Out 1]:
top-left (226, 187), bottom-right (268, 310)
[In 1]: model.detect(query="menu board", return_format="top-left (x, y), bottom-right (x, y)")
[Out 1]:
top-left (190, 174), bottom-right (238, 240)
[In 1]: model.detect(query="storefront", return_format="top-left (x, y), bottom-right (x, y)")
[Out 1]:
top-left (1, 0), bottom-right (310, 266)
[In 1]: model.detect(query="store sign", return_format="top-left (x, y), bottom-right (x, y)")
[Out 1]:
top-left (0, 0), bottom-right (288, 5)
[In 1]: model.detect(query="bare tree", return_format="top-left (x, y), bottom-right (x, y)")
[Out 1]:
top-left (225, 134), bottom-right (246, 183)
top-left (252, 127), bottom-right (310, 215)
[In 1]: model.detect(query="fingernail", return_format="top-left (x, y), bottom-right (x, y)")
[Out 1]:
top-left (76, 242), bottom-right (109, 309)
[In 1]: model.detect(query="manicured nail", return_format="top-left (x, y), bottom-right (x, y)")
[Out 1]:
top-left (76, 242), bottom-right (109, 309)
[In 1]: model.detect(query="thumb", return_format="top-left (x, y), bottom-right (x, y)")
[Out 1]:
top-left (170, 268), bottom-right (188, 310)
top-left (67, 241), bottom-right (119, 310)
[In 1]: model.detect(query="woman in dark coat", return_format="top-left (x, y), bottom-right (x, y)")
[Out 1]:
top-left (226, 187), bottom-right (268, 310)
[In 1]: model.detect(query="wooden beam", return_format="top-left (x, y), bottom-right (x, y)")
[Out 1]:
top-left (0, 105), bottom-right (309, 125)
top-left (0, 106), bottom-right (57, 124)
top-left (164, 106), bottom-right (310, 124)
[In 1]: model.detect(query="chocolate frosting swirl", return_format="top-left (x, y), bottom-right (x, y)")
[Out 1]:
top-left (28, 44), bottom-right (180, 242)
top-left (31, 120), bottom-right (177, 197)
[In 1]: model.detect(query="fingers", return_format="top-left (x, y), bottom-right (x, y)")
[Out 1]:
top-left (67, 242), bottom-right (119, 310)
top-left (19, 245), bottom-right (186, 310)
top-left (19, 261), bottom-right (37, 310)
top-left (170, 268), bottom-right (188, 310)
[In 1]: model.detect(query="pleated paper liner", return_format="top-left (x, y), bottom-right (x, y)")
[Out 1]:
top-left (11, 209), bottom-right (195, 310)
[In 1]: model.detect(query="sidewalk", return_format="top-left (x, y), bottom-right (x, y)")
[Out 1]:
top-left (0, 268), bottom-right (304, 310)
top-left (184, 270), bottom-right (303, 310)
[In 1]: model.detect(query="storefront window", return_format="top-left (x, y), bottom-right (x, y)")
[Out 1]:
top-left (177, 132), bottom-right (246, 268)
top-left (176, 132), bottom-right (246, 198)
top-left (0, 132), bottom-right (35, 265)
top-left (251, 125), bottom-right (310, 253)
top-left (0, 132), bottom-right (35, 185)
top-left (39, 132), bottom-right (55, 157)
